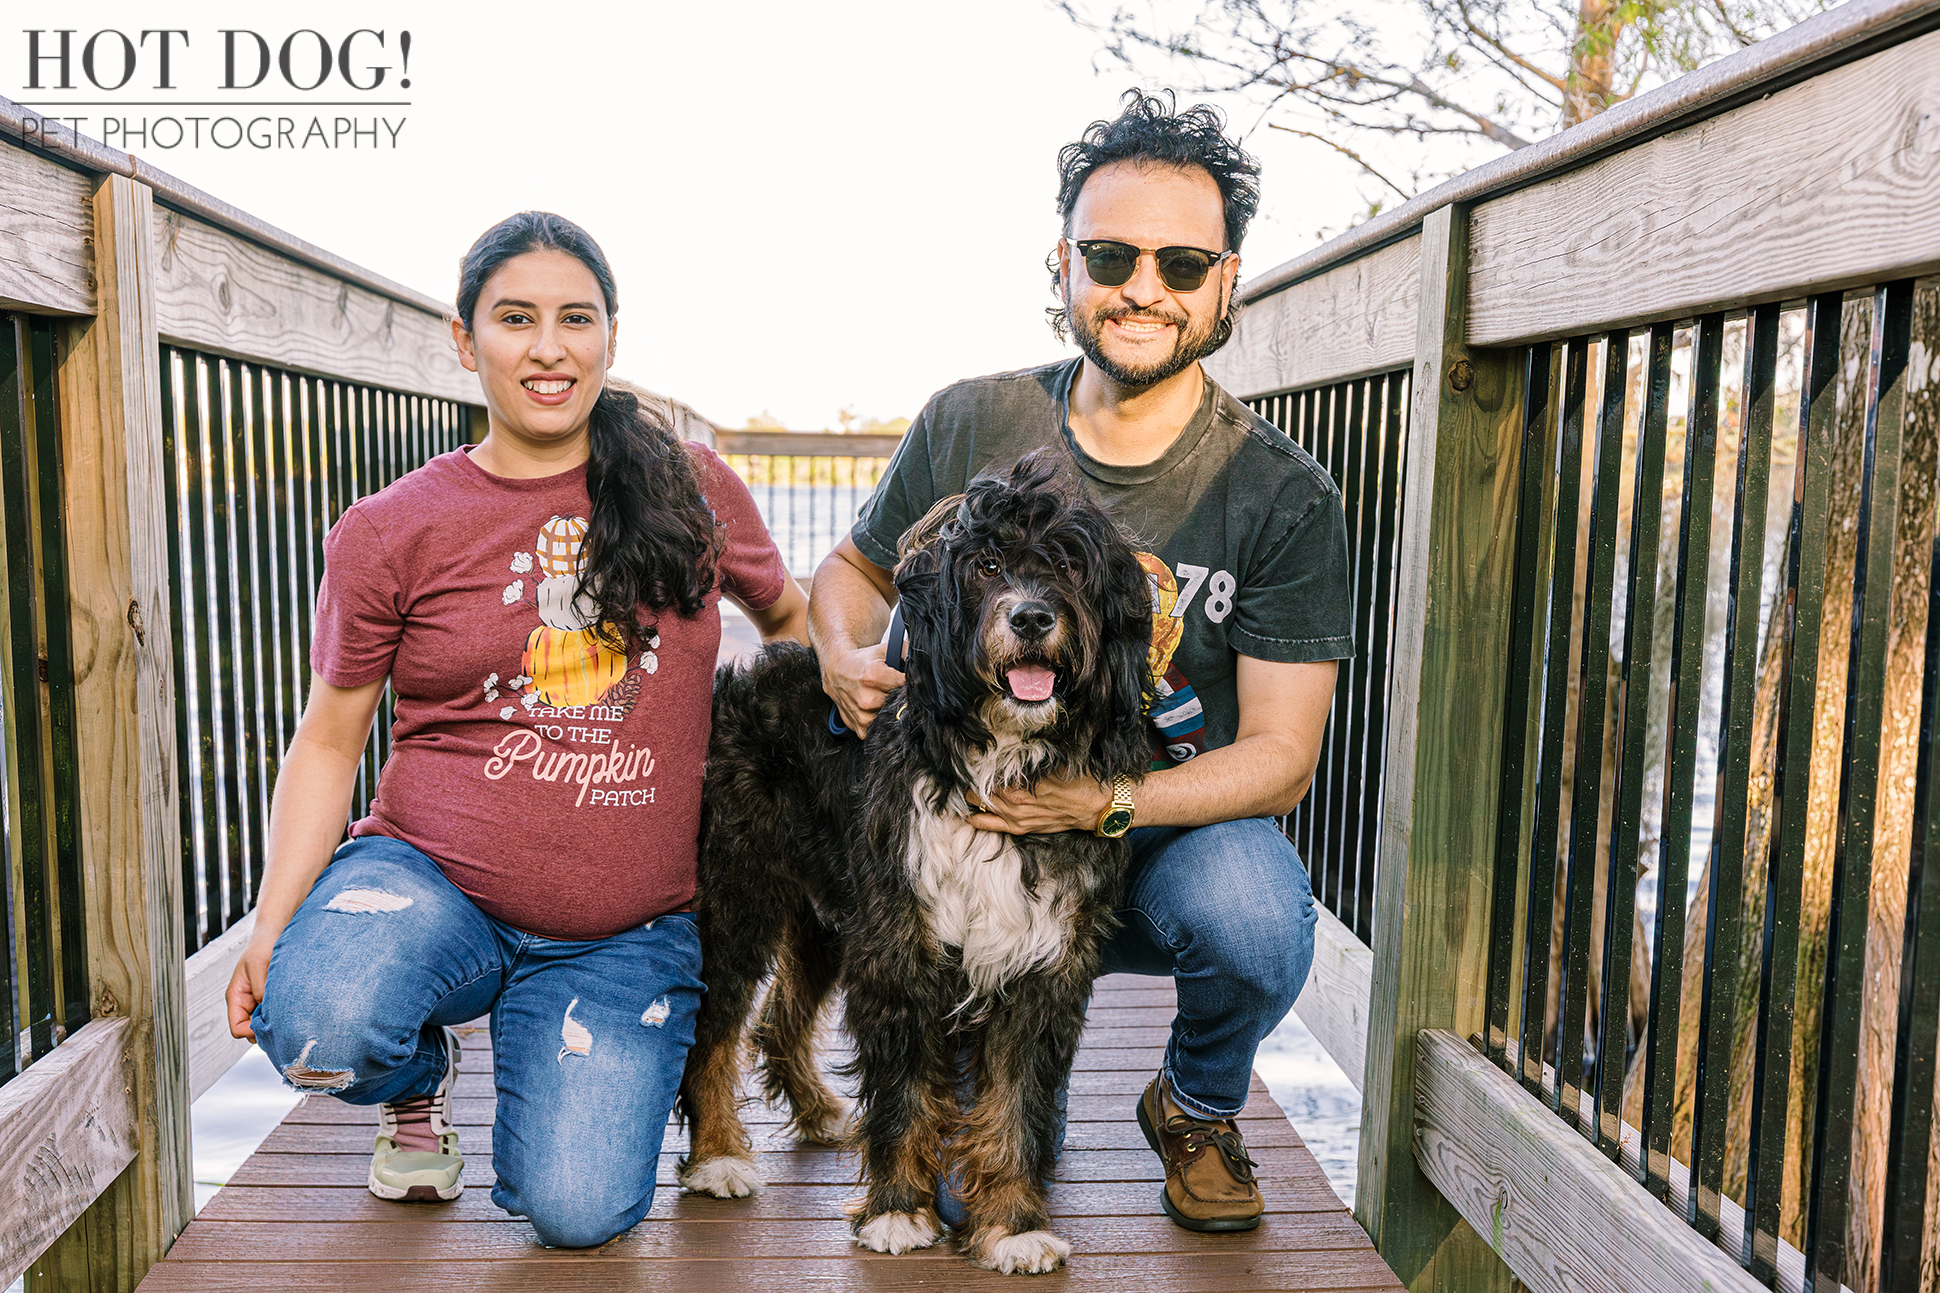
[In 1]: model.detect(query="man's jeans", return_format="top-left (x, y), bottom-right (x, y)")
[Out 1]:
top-left (1106, 816), bottom-right (1318, 1119)
top-left (251, 835), bottom-right (702, 1248)
top-left (941, 815), bottom-right (1316, 1222)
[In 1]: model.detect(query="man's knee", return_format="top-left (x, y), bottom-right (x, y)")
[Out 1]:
top-left (1159, 819), bottom-right (1317, 1007)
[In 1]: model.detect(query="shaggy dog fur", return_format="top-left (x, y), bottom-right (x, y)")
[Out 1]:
top-left (677, 453), bottom-right (1153, 1274)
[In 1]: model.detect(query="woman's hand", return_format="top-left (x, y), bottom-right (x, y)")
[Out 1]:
top-left (964, 775), bottom-right (1113, 836)
top-left (226, 932), bottom-right (277, 1041)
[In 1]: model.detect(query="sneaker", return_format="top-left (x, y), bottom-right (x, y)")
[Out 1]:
top-left (368, 1025), bottom-right (464, 1202)
top-left (1135, 1072), bottom-right (1263, 1232)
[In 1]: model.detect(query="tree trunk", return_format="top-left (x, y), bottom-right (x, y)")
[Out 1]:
top-left (1565, 0), bottom-right (1622, 125)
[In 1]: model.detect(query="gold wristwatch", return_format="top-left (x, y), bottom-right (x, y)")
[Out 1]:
top-left (1095, 774), bottom-right (1136, 838)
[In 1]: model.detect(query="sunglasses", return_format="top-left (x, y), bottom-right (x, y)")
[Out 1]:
top-left (1070, 239), bottom-right (1234, 293)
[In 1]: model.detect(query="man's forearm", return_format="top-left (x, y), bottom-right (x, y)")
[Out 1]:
top-left (808, 548), bottom-right (894, 658)
top-left (1132, 733), bottom-right (1312, 828)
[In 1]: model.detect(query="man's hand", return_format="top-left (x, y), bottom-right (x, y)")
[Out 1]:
top-left (810, 535), bottom-right (902, 737)
top-left (965, 773), bottom-right (1113, 836)
top-left (824, 642), bottom-right (905, 736)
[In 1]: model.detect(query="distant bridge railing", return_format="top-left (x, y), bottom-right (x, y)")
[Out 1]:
top-left (714, 429), bottom-right (900, 577)
top-left (1205, 1), bottom-right (1940, 1290)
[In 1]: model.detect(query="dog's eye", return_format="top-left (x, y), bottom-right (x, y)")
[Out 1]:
top-left (977, 555), bottom-right (1002, 577)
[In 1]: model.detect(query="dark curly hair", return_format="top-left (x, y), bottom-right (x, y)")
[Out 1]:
top-left (1047, 90), bottom-right (1261, 341)
top-left (456, 212), bottom-right (723, 643)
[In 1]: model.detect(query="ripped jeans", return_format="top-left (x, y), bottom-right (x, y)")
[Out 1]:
top-left (252, 834), bottom-right (702, 1248)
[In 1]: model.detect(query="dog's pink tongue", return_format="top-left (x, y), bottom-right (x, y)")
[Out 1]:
top-left (1007, 665), bottom-right (1056, 702)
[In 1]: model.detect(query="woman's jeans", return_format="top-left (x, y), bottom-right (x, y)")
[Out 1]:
top-left (251, 835), bottom-right (702, 1249)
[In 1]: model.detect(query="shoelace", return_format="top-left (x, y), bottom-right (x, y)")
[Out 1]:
top-left (386, 1093), bottom-right (441, 1153)
top-left (1162, 1114), bottom-right (1259, 1183)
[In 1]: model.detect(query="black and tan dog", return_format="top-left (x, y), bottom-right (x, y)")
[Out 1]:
top-left (677, 453), bottom-right (1153, 1274)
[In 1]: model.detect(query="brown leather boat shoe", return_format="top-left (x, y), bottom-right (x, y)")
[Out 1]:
top-left (1136, 1072), bottom-right (1264, 1232)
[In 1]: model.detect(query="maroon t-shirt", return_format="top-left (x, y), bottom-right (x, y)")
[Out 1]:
top-left (311, 443), bottom-right (787, 940)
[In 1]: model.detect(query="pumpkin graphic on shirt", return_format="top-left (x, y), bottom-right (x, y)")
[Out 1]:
top-left (516, 515), bottom-right (634, 710)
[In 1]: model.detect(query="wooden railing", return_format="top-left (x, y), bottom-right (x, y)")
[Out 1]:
top-left (0, 94), bottom-right (488, 1291)
top-left (1204, 2), bottom-right (1940, 1291)
top-left (0, 0), bottom-right (1934, 1286)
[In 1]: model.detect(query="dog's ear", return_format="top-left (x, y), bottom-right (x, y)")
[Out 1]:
top-left (1085, 521), bottom-right (1158, 782)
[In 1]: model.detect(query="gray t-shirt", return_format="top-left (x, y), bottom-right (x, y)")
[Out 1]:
top-left (853, 358), bottom-right (1353, 758)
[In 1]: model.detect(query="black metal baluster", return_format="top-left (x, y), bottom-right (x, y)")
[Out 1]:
top-left (211, 361), bottom-right (249, 933)
top-left (160, 349), bottom-right (202, 949)
top-left (1358, 371), bottom-right (1408, 945)
top-left (1521, 338), bottom-right (1591, 1095)
top-left (1746, 291), bottom-right (1843, 1286)
top-left (1558, 333), bottom-right (1631, 1130)
top-left (1344, 374), bottom-right (1387, 938)
top-left (1489, 343), bottom-right (1557, 1067)
top-left (0, 317), bottom-right (17, 1080)
top-left (1, 314), bottom-right (54, 1062)
top-left (1597, 323), bottom-right (1674, 1160)
top-left (1691, 303), bottom-right (1780, 1240)
top-left (1880, 390), bottom-right (1940, 1292)
top-left (1639, 314), bottom-right (1726, 1199)
top-left (188, 357), bottom-right (224, 945)
top-left (1806, 281), bottom-right (1913, 1290)
top-left (1328, 379), bottom-right (1367, 918)
top-left (25, 320), bottom-right (86, 1036)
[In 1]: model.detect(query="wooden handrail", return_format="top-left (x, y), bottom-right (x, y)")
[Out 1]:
top-left (1235, 0), bottom-right (1940, 305)
top-left (714, 430), bottom-right (905, 457)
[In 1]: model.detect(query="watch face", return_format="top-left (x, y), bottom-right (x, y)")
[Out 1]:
top-left (1100, 807), bottom-right (1135, 837)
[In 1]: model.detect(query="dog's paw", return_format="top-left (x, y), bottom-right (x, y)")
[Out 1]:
top-left (791, 1100), bottom-right (854, 1146)
top-left (677, 1155), bottom-right (762, 1198)
top-left (971, 1227), bottom-right (1072, 1275)
top-left (853, 1209), bottom-right (942, 1254)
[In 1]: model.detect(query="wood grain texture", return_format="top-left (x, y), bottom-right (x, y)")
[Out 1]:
top-left (138, 975), bottom-right (1402, 1292)
top-left (0, 1020), bottom-right (137, 1287)
top-left (36, 174), bottom-right (192, 1293)
top-left (182, 911), bottom-right (255, 1103)
top-left (137, 1253), bottom-right (1406, 1293)
top-left (1294, 905), bottom-right (1375, 1093)
top-left (150, 209), bottom-right (480, 404)
top-left (1354, 204), bottom-right (1520, 1292)
top-left (1208, 236), bottom-right (1422, 399)
top-left (1412, 1030), bottom-right (1764, 1293)
top-left (1467, 29), bottom-right (1940, 345)
top-left (0, 144), bottom-right (93, 315)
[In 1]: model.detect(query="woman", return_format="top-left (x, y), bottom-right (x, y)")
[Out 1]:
top-left (225, 211), bottom-right (806, 1248)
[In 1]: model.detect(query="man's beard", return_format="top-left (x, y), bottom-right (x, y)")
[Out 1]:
top-left (1067, 291), bottom-right (1234, 390)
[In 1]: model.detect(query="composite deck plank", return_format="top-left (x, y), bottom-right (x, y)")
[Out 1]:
top-left (143, 974), bottom-right (1402, 1291)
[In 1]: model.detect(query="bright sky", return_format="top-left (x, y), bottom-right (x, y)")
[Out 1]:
top-left (7, 3), bottom-right (1379, 428)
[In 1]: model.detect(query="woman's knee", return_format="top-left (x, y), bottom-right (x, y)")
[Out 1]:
top-left (511, 1176), bottom-right (657, 1249)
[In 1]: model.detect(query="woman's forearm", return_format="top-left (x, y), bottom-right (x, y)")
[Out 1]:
top-left (250, 733), bottom-right (367, 940)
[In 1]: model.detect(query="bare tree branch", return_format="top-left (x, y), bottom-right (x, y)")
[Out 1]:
top-left (1268, 123), bottom-right (1415, 198)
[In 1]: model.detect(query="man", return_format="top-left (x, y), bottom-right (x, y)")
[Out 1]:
top-left (811, 91), bottom-right (1352, 1232)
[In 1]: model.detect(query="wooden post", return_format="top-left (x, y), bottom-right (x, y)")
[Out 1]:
top-left (1355, 201), bottom-right (1522, 1291)
top-left (29, 172), bottom-right (190, 1291)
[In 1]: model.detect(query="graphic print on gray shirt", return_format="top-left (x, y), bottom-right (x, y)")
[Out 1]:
top-left (853, 358), bottom-right (1354, 758)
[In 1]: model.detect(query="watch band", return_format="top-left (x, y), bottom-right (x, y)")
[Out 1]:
top-left (1095, 773), bottom-right (1136, 837)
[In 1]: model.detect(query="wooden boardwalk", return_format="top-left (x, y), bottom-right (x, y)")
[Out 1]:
top-left (139, 975), bottom-right (1401, 1291)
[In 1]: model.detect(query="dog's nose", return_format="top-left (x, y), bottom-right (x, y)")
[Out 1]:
top-left (1008, 601), bottom-right (1056, 641)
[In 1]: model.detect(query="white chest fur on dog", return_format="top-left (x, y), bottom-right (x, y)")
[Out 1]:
top-left (907, 738), bottom-right (1071, 997)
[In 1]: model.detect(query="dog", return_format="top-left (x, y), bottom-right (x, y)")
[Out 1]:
top-left (677, 452), bottom-right (1154, 1274)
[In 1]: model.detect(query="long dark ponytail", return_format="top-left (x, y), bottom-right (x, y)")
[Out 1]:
top-left (456, 212), bottom-right (722, 642)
